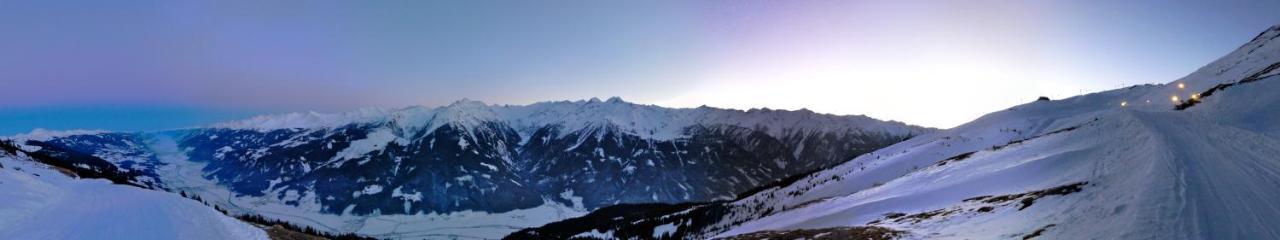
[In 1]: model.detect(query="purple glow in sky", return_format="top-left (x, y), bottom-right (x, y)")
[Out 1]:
top-left (2, 0), bottom-right (1279, 133)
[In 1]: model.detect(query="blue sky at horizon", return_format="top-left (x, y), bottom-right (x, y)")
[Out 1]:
top-left (2, 0), bottom-right (1280, 135)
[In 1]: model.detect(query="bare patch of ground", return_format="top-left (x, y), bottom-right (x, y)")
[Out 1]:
top-left (934, 151), bottom-right (977, 167)
top-left (964, 182), bottom-right (1088, 210)
top-left (865, 182), bottom-right (1089, 230)
top-left (1021, 224), bottom-right (1057, 240)
top-left (263, 224), bottom-right (327, 240)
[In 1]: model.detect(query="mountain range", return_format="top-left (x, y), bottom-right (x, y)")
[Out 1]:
top-left (1, 99), bottom-right (929, 239)
top-left (4, 24), bottom-right (1280, 240)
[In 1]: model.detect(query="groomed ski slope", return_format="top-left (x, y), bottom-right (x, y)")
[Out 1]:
top-left (709, 26), bottom-right (1280, 239)
top-left (0, 153), bottom-right (268, 240)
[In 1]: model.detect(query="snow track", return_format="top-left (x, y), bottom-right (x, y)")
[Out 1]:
top-left (1138, 111), bottom-right (1280, 239)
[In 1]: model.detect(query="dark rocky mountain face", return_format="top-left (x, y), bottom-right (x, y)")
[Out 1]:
top-left (520, 124), bottom-right (909, 210)
top-left (171, 120), bottom-right (918, 216)
top-left (175, 122), bottom-right (544, 215)
top-left (313, 122), bottom-right (543, 215)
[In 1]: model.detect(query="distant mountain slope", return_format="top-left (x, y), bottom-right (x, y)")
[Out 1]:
top-left (513, 25), bottom-right (1280, 240)
top-left (166, 99), bottom-right (928, 216)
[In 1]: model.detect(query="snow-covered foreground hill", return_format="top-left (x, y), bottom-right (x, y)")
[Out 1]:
top-left (513, 25), bottom-right (1280, 240)
top-left (0, 147), bottom-right (268, 240)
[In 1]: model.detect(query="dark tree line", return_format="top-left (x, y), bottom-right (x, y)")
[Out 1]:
top-left (235, 213), bottom-right (374, 240)
top-left (176, 190), bottom-right (374, 240)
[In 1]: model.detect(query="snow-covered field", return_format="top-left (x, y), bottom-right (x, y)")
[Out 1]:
top-left (0, 152), bottom-right (267, 240)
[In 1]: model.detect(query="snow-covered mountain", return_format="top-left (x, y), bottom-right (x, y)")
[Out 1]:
top-left (511, 25), bottom-right (1280, 240)
top-left (0, 140), bottom-right (268, 240)
top-left (4, 99), bottom-right (929, 239)
top-left (174, 98), bottom-right (927, 213)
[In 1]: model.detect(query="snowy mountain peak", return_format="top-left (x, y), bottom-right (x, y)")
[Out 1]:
top-left (569, 96), bottom-right (630, 105)
top-left (605, 96), bottom-right (625, 103)
top-left (210, 108), bottom-right (391, 131)
top-left (439, 99), bottom-right (498, 120)
top-left (446, 98), bottom-right (489, 108)
top-left (204, 98), bottom-right (932, 141)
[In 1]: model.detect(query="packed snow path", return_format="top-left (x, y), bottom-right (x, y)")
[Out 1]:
top-left (1136, 111), bottom-right (1280, 239)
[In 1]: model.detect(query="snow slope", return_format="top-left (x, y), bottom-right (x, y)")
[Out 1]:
top-left (2, 96), bottom-right (927, 240)
top-left (706, 24), bottom-right (1280, 239)
top-left (522, 24), bottom-right (1280, 240)
top-left (0, 150), bottom-right (268, 240)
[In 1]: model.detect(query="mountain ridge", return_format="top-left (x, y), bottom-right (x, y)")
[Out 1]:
top-left (4, 97), bottom-right (931, 239)
top-left (205, 97), bottom-right (931, 140)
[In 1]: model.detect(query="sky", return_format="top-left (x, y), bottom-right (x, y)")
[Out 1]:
top-left (2, 0), bottom-right (1280, 135)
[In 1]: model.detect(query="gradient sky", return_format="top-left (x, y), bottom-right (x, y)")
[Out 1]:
top-left (2, 0), bottom-right (1280, 135)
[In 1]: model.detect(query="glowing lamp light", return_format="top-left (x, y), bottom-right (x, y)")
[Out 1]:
top-left (1178, 83), bottom-right (1185, 89)
top-left (1120, 101), bottom-right (1128, 107)
top-left (1171, 95), bottom-right (1180, 102)
top-left (1191, 94), bottom-right (1200, 100)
